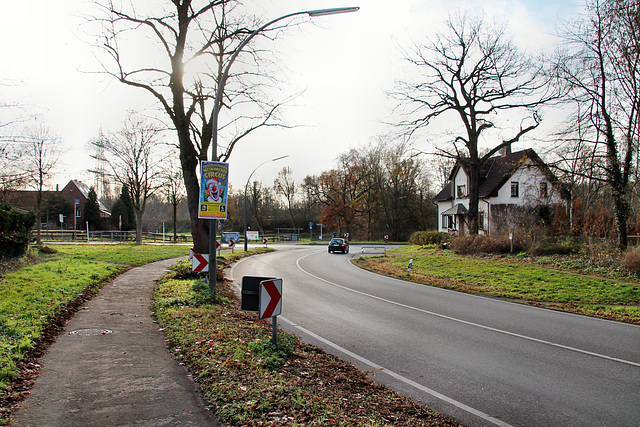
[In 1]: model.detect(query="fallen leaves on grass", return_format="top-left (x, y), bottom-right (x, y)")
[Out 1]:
top-left (154, 260), bottom-right (461, 427)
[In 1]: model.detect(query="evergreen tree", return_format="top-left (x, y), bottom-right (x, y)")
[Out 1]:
top-left (83, 187), bottom-right (102, 230)
top-left (43, 193), bottom-right (73, 224)
top-left (118, 185), bottom-right (136, 231)
top-left (110, 198), bottom-right (126, 230)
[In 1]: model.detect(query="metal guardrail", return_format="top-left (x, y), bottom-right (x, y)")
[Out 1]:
top-left (360, 246), bottom-right (387, 257)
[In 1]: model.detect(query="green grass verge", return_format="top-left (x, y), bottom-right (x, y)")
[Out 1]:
top-left (353, 245), bottom-right (640, 324)
top-left (0, 244), bottom-right (189, 407)
top-left (49, 244), bottom-right (190, 266)
top-left (153, 249), bottom-right (459, 426)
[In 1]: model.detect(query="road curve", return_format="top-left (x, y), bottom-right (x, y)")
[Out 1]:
top-left (229, 244), bottom-right (640, 427)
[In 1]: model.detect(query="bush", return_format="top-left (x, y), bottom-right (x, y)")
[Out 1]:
top-left (450, 234), bottom-right (528, 255)
top-left (623, 246), bottom-right (640, 274)
top-left (37, 245), bottom-right (57, 254)
top-left (409, 231), bottom-right (447, 246)
top-left (0, 203), bottom-right (36, 259)
top-left (529, 236), bottom-right (582, 256)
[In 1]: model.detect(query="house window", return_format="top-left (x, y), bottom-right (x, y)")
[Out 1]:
top-left (539, 182), bottom-right (548, 198)
top-left (457, 185), bottom-right (466, 198)
top-left (511, 181), bottom-right (519, 198)
top-left (443, 215), bottom-right (454, 229)
top-left (478, 211), bottom-right (485, 231)
top-left (76, 210), bottom-right (81, 218)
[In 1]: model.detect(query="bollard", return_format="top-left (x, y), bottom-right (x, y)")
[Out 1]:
top-left (407, 258), bottom-right (413, 275)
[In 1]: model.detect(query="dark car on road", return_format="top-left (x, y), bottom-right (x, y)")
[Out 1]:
top-left (328, 238), bottom-right (349, 254)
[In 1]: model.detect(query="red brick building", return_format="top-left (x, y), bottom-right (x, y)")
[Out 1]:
top-left (3, 180), bottom-right (110, 229)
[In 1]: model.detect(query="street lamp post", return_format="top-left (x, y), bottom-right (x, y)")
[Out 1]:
top-left (207, 6), bottom-right (359, 297)
top-left (244, 155), bottom-right (289, 251)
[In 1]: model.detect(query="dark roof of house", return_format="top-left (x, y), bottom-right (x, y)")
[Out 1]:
top-left (441, 203), bottom-right (468, 215)
top-left (432, 148), bottom-right (563, 202)
top-left (3, 190), bottom-right (59, 211)
top-left (432, 179), bottom-right (452, 202)
top-left (5, 180), bottom-right (111, 215)
top-left (64, 180), bottom-right (110, 214)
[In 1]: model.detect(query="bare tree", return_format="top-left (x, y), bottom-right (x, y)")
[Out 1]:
top-left (99, 113), bottom-right (164, 244)
top-left (92, 1), bottom-right (292, 252)
top-left (393, 12), bottom-right (557, 234)
top-left (553, 0), bottom-right (640, 249)
top-left (273, 166), bottom-right (297, 229)
top-left (247, 180), bottom-right (264, 234)
top-left (22, 124), bottom-right (62, 244)
top-left (162, 157), bottom-right (186, 242)
top-left (307, 150), bottom-right (372, 237)
top-left (0, 86), bottom-right (33, 194)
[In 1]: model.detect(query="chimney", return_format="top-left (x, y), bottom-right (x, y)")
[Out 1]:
top-left (56, 184), bottom-right (59, 191)
top-left (501, 143), bottom-right (512, 157)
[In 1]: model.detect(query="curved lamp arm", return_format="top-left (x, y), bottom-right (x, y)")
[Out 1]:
top-left (244, 155), bottom-right (289, 250)
top-left (211, 7), bottom-right (359, 160)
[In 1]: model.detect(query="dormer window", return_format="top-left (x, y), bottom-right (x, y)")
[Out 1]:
top-left (457, 185), bottom-right (466, 198)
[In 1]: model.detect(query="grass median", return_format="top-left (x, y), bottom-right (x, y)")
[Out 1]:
top-left (153, 250), bottom-right (461, 427)
top-left (353, 245), bottom-right (640, 324)
top-left (0, 243), bottom-right (189, 421)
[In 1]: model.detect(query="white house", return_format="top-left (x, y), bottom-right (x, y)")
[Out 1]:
top-left (432, 148), bottom-right (569, 235)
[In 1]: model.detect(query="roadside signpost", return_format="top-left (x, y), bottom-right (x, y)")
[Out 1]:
top-left (259, 279), bottom-right (282, 319)
top-left (241, 276), bottom-right (283, 345)
top-left (190, 242), bottom-right (221, 273)
top-left (262, 237), bottom-right (268, 246)
top-left (228, 238), bottom-right (236, 252)
top-left (192, 254), bottom-right (209, 272)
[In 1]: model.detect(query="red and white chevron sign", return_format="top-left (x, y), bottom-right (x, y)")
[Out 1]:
top-left (192, 253), bottom-right (209, 272)
top-left (259, 278), bottom-right (282, 319)
top-left (262, 237), bottom-right (268, 245)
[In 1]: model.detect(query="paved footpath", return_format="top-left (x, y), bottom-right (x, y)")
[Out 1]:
top-left (14, 258), bottom-right (224, 426)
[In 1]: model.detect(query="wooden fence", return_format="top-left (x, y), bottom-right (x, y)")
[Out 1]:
top-left (33, 230), bottom-right (191, 244)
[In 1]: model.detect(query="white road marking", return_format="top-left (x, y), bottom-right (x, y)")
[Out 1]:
top-left (279, 316), bottom-right (514, 427)
top-left (231, 248), bottom-right (639, 426)
top-left (296, 253), bottom-right (640, 369)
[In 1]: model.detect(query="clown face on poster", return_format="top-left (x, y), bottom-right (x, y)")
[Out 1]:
top-left (198, 161), bottom-right (229, 219)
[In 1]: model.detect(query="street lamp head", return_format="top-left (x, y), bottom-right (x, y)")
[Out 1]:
top-left (271, 155), bottom-right (289, 162)
top-left (307, 7), bottom-right (360, 17)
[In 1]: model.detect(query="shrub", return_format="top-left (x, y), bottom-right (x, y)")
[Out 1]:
top-left (0, 203), bottom-right (36, 259)
top-left (37, 245), bottom-right (57, 254)
top-left (449, 234), bottom-right (528, 255)
top-left (623, 246), bottom-right (640, 274)
top-left (529, 236), bottom-right (582, 256)
top-left (168, 259), bottom-right (205, 280)
top-left (409, 231), bottom-right (447, 246)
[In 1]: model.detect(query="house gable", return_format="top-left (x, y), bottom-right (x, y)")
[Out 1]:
top-left (61, 180), bottom-right (110, 218)
top-left (433, 148), bottom-right (567, 234)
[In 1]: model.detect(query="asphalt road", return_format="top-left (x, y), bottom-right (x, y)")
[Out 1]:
top-left (229, 244), bottom-right (640, 427)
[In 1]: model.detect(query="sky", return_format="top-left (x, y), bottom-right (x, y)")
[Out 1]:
top-left (0, 0), bottom-right (580, 193)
